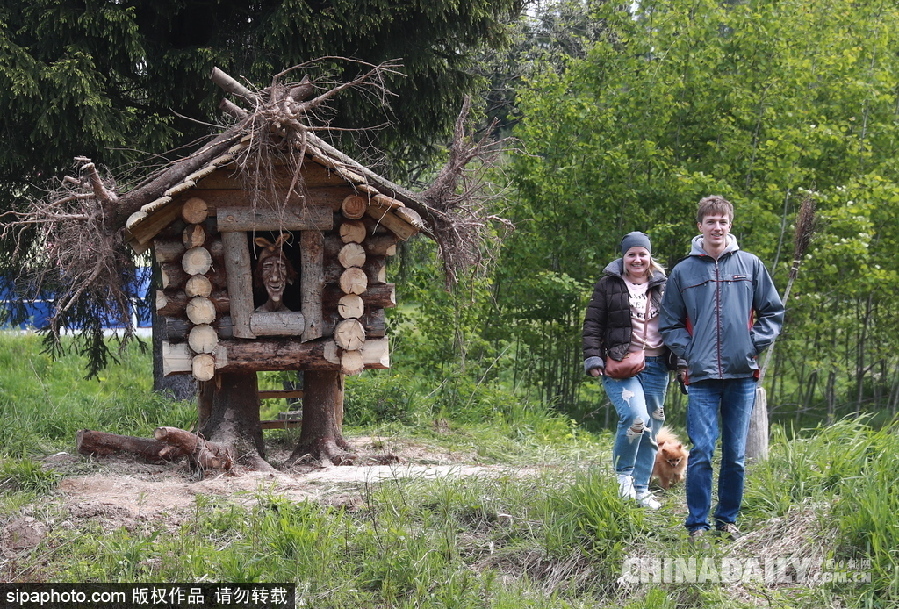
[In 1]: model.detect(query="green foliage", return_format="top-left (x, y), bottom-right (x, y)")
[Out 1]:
top-left (0, 457), bottom-right (60, 494)
top-left (0, 0), bottom-right (524, 202)
top-left (0, 332), bottom-right (194, 457)
top-left (504, 0), bottom-right (899, 419)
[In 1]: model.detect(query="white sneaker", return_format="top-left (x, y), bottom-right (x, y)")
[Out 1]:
top-left (617, 475), bottom-right (636, 500)
top-left (636, 490), bottom-right (661, 510)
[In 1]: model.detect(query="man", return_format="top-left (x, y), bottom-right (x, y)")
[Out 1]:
top-left (660, 195), bottom-right (784, 542)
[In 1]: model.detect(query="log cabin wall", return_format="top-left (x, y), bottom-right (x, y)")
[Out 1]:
top-left (150, 156), bottom-right (404, 381)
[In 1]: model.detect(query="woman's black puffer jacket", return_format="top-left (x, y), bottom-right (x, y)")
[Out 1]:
top-left (582, 259), bottom-right (667, 374)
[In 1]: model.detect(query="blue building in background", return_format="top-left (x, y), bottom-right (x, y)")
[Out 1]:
top-left (0, 267), bottom-right (153, 331)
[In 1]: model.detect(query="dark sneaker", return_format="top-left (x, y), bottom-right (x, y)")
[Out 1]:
top-left (716, 522), bottom-right (741, 540)
top-left (688, 528), bottom-right (710, 548)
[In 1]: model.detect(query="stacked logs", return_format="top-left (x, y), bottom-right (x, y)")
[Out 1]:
top-left (335, 195), bottom-right (370, 376)
top-left (157, 196), bottom-right (222, 381)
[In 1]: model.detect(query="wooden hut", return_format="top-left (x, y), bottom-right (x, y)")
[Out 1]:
top-left (124, 134), bottom-right (423, 390)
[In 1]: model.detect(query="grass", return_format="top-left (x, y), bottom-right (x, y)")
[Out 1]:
top-left (0, 332), bottom-right (894, 607)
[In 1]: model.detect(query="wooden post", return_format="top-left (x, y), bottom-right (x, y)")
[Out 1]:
top-left (746, 388), bottom-right (769, 461)
top-left (221, 231), bottom-right (255, 339)
top-left (300, 230), bottom-right (324, 342)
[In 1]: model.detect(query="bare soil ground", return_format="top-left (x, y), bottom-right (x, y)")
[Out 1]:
top-left (2, 435), bottom-right (525, 558)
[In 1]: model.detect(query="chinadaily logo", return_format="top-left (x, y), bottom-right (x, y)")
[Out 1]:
top-left (620, 555), bottom-right (871, 586)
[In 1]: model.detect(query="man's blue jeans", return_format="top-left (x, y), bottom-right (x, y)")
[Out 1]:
top-left (685, 377), bottom-right (757, 531)
top-left (601, 356), bottom-right (669, 493)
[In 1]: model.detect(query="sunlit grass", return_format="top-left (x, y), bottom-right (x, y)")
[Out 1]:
top-left (0, 334), bottom-right (893, 607)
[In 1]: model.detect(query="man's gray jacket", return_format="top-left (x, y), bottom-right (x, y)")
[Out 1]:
top-left (659, 235), bottom-right (784, 383)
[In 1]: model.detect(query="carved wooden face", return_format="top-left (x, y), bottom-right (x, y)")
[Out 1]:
top-left (253, 234), bottom-right (298, 312)
top-left (261, 255), bottom-right (288, 303)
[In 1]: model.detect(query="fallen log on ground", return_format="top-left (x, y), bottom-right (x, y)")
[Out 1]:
top-left (76, 427), bottom-right (234, 471)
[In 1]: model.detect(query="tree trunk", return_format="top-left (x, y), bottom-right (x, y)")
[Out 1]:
top-left (286, 370), bottom-right (355, 465)
top-left (198, 371), bottom-right (269, 468)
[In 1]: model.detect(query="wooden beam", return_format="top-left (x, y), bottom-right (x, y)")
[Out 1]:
top-left (300, 230), bottom-right (325, 342)
top-left (221, 231), bottom-right (255, 338)
top-left (258, 390), bottom-right (305, 400)
top-left (364, 206), bottom-right (418, 240)
top-left (217, 204), bottom-right (333, 232)
top-left (209, 337), bottom-right (390, 372)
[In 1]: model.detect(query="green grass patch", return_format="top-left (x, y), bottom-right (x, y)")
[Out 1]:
top-left (0, 334), bottom-right (895, 607)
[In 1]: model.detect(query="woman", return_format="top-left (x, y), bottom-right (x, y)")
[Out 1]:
top-left (582, 232), bottom-right (671, 509)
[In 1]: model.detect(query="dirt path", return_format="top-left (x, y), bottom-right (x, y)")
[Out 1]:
top-left (34, 436), bottom-right (524, 527)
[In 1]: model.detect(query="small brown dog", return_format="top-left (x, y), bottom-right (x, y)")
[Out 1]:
top-left (652, 426), bottom-right (688, 489)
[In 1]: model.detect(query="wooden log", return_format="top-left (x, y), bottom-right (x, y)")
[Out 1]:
top-left (339, 220), bottom-right (367, 244)
top-left (364, 206), bottom-right (418, 240)
top-left (341, 195), bottom-right (368, 219)
top-left (182, 246), bottom-right (213, 275)
top-left (341, 350), bottom-right (364, 376)
top-left (258, 389), bottom-right (305, 400)
top-left (221, 231), bottom-right (255, 339)
top-left (162, 341), bottom-right (229, 375)
top-left (128, 199), bottom-right (183, 246)
top-left (321, 307), bottom-right (386, 339)
top-left (371, 193), bottom-right (404, 211)
top-left (334, 319), bottom-right (365, 351)
top-left (210, 66), bottom-right (257, 104)
top-left (160, 262), bottom-right (188, 290)
top-left (195, 161), bottom-right (344, 189)
top-left (154, 426), bottom-right (233, 470)
top-left (185, 274), bottom-right (213, 298)
top-left (288, 76), bottom-right (315, 103)
top-left (249, 311), bottom-right (306, 336)
top-left (323, 240), bottom-right (389, 284)
top-left (162, 341), bottom-right (193, 376)
top-left (300, 229), bottom-right (324, 342)
top-left (337, 294), bottom-right (364, 319)
top-left (339, 267), bottom-right (368, 295)
top-left (166, 316), bottom-right (233, 342)
top-left (188, 324), bottom-right (219, 354)
top-left (393, 205), bottom-right (423, 230)
top-left (365, 255), bottom-right (387, 284)
top-left (77, 429), bottom-right (189, 462)
top-left (192, 353), bottom-right (216, 381)
top-left (323, 282), bottom-right (394, 310)
top-left (360, 338), bottom-right (390, 369)
top-left (182, 223), bottom-right (206, 248)
top-left (214, 338), bottom-right (339, 372)
top-left (156, 290), bottom-right (176, 316)
top-left (154, 239), bottom-right (185, 263)
top-left (363, 233), bottom-right (398, 256)
top-left (338, 242), bottom-right (366, 269)
top-left (181, 197), bottom-right (209, 224)
top-left (186, 296), bottom-right (216, 325)
top-left (156, 289), bottom-right (229, 318)
top-left (211, 337), bottom-right (389, 372)
top-left (217, 204), bottom-right (333, 232)
top-left (208, 237), bottom-right (225, 259)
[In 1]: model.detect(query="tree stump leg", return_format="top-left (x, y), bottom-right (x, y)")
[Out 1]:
top-left (286, 370), bottom-right (355, 465)
top-left (199, 371), bottom-right (266, 464)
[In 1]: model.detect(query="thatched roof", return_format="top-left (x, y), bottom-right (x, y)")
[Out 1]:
top-left (123, 130), bottom-right (426, 250)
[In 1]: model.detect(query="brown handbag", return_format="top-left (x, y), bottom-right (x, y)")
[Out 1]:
top-left (604, 291), bottom-right (651, 379)
top-left (605, 351), bottom-right (646, 379)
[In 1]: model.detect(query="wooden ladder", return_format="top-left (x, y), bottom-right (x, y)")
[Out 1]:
top-left (259, 389), bottom-right (304, 429)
